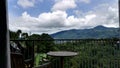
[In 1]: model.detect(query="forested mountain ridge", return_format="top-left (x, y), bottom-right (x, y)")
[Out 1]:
top-left (51, 25), bottom-right (119, 39)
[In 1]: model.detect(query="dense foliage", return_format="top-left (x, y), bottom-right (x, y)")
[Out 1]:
top-left (52, 39), bottom-right (120, 68)
top-left (10, 30), bottom-right (54, 53)
top-left (10, 30), bottom-right (120, 68)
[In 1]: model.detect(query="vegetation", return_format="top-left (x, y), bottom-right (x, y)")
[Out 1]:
top-left (10, 30), bottom-right (120, 68)
top-left (10, 30), bottom-right (55, 53)
top-left (10, 30), bottom-right (55, 66)
top-left (52, 39), bottom-right (120, 68)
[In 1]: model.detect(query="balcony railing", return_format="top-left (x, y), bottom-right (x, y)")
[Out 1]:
top-left (10, 39), bottom-right (120, 68)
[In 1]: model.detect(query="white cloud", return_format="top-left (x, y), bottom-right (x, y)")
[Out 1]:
top-left (73, 3), bottom-right (118, 28)
top-left (9, 11), bottom-right (67, 34)
top-left (51, 0), bottom-right (91, 12)
top-left (9, 1), bottom-right (118, 34)
top-left (77, 0), bottom-right (91, 3)
top-left (17, 0), bottom-right (35, 8)
top-left (17, 0), bottom-right (42, 8)
top-left (52, 0), bottom-right (77, 11)
top-left (9, 10), bottom-right (97, 34)
top-left (38, 11), bottom-right (67, 27)
top-left (54, 0), bottom-right (91, 4)
top-left (90, 4), bottom-right (118, 27)
top-left (85, 14), bottom-right (96, 23)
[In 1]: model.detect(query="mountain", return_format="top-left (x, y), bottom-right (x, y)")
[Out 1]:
top-left (51, 25), bottom-right (120, 39)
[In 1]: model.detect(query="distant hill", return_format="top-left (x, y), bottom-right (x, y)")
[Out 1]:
top-left (51, 25), bottom-right (120, 39)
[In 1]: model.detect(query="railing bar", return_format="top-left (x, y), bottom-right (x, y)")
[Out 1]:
top-left (81, 59), bottom-right (82, 68)
top-left (69, 58), bottom-right (71, 68)
top-left (10, 39), bottom-right (119, 41)
top-left (115, 59), bottom-right (117, 68)
top-left (78, 59), bottom-right (81, 68)
top-left (117, 59), bottom-right (118, 68)
top-left (118, 60), bottom-right (120, 68)
top-left (117, 60), bottom-right (118, 68)
top-left (86, 59), bottom-right (88, 68)
top-left (108, 57), bottom-right (109, 68)
top-left (87, 59), bottom-right (89, 68)
top-left (32, 40), bottom-right (35, 67)
top-left (114, 60), bottom-right (115, 68)
top-left (110, 59), bottom-right (111, 68)
top-left (68, 58), bottom-right (70, 68)
top-left (56, 58), bottom-right (57, 68)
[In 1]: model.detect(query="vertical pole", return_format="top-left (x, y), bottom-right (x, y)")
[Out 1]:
top-left (32, 40), bottom-right (35, 67)
top-left (0, 0), bottom-right (10, 68)
top-left (119, 0), bottom-right (120, 29)
top-left (119, 0), bottom-right (120, 50)
top-left (60, 57), bottom-right (64, 68)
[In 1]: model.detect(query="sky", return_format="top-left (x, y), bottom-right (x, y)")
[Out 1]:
top-left (8, 0), bottom-right (119, 34)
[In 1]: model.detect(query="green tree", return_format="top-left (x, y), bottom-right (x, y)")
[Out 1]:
top-left (28, 34), bottom-right (41, 40)
top-left (39, 33), bottom-right (54, 53)
top-left (27, 33), bottom-right (55, 53)
top-left (9, 30), bottom-right (18, 40)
